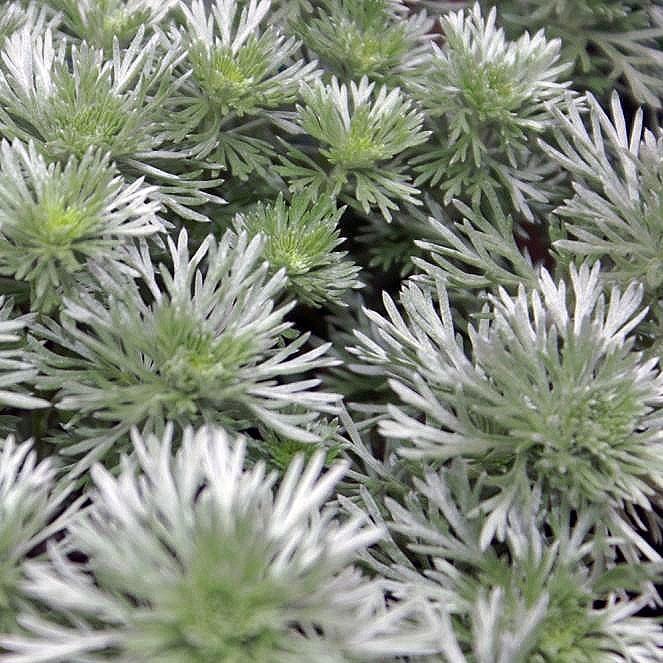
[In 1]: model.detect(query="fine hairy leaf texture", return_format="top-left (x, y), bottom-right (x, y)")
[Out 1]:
top-left (170, 0), bottom-right (319, 180)
top-left (351, 262), bottom-right (663, 559)
top-left (0, 2), bottom-right (52, 48)
top-left (0, 0), bottom-right (658, 658)
top-left (233, 192), bottom-right (362, 307)
top-left (295, 0), bottom-right (434, 86)
top-left (408, 3), bottom-right (572, 218)
top-left (279, 76), bottom-right (430, 221)
top-left (545, 92), bottom-right (663, 298)
top-left (0, 23), bottom-right (220, 220)
top-left (0, 27), bottom-right (166, 161)
top-left (0, 139), bottom-right (162, 313)
top-left (28, 229), bottom-right (341, 465)
top-left (46, 0), bottom-right (179, 51)
top-left (0, 425), bottom-right (435, 662)
top-left (0, 436), bottom-right (81, 634)
top-left (0, 298), bottom-right (49, 414)
top-left (377, 462), bottom-right (663, 662)
top-left (413, 197), bottom-right (541, 297)
top-left (487, 0), bottom-right (663, 107)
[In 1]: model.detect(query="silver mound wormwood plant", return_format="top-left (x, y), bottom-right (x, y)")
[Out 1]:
top-left (406, 3), bottom-right (572, 219)
top-left (0, 0), bottom-right (660, 660)
top-left (0, 425), bottom-right (438, 662)
top-left (27, 228), bottom-right (342, 466)
top-left (0, 139), bottom-right (162, 314)
top-left (351, 262), bottom-right (663, 560)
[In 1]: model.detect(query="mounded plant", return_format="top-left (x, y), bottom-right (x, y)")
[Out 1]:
top-left (0, 1), bottom-right (660, 660)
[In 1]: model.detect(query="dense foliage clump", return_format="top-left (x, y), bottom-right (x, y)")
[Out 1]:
top-left (0, 1), bottom-right (660, 660)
